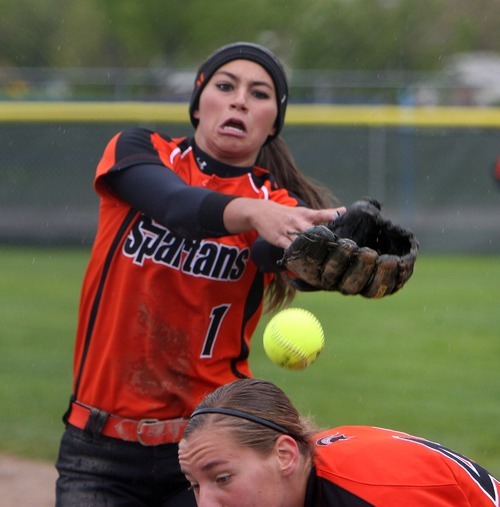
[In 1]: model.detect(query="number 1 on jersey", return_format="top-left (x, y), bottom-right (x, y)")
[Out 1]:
top-left (201, 304), bottom-right (231, 358)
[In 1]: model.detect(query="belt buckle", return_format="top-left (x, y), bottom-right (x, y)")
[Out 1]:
top-left (137, 418), bottom-right (160, 446)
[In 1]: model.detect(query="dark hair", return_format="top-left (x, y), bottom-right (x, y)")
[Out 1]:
top-left (257, 136), bottom-right (337, 311)
top-left (184, 378), bottom-right (319, 459)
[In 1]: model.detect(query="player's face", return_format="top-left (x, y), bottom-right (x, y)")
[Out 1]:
top-left (193, 59), bottom-right (277, 167)
top-left (179, 428), bottom-right (293, 507)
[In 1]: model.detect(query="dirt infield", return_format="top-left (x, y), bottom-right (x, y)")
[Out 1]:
top-left (0, 454), bottom-right (56, 507)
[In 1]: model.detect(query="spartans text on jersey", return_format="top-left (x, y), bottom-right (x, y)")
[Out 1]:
top-left (123, 215), bottom-right (249, 281)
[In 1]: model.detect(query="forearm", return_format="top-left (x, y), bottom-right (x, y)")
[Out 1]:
top-left (224, 197), bottom-right (345, 249)
top-left (105, 164), bottom-right (236, 239)
top-left (105, 164), bottom-right (344, 250)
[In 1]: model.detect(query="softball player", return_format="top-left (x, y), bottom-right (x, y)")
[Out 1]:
top-left (55, 42), bottom-right (344, 506)
top-left (180, 378), bottom-right (500, 507)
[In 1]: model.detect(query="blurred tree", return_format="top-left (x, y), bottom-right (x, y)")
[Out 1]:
top-left (293, 0), bottom-right (452, 70)
top-left (95, 0), bottom-right (303, 67)
top-left (0, 0), bottom-right (113, 66)
top-left (0, 0), bottom-right (499, 69)
top-left (0, 0), bottom-right (59, 66)
top-left (450, 0), bottom-right (500, 51)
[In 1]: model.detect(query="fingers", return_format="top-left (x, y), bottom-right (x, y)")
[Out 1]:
top-left (225, 198), bottom-right (347, 249)
top-left (313, 207), bottom-right (346, 225)
top-left (286, 207), bottom-right (347, 234)
top-left (333, 206), bottom-right (347, 219)
top-left (277, 207), bottom-right (347, 249)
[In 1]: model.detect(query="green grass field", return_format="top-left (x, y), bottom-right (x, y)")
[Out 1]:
top-left (0, 247), bottom-right (499, 477)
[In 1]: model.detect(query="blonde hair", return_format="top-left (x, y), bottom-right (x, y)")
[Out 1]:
top-left (184, 378), bottom-right (320, 460)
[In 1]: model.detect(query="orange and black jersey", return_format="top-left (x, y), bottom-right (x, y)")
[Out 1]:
top-left (71, 127), bottom-right (300, 421)
top-left (305, 426), bottom-right (500, 506)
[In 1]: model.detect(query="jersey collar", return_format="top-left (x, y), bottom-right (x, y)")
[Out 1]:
top-left (189, 138), bottom-right (254, 178)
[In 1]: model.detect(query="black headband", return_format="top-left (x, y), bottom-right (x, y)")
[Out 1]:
top-left (189, 42), bottom-right (289, 142)
top-left (190, 407), bottom-right (297, 438)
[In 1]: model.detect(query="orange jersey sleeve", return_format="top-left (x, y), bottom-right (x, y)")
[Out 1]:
top-left (308, 426), bottom-right (499, 506)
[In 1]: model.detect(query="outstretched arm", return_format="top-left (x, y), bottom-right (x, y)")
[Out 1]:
top-left (105, 163), bottom-right (344, 248)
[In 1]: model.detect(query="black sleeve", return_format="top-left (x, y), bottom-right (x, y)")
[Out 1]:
top-left (250, 237), bottom-right (286, 273)
top-left (105, 164), bottom-right (236, 239)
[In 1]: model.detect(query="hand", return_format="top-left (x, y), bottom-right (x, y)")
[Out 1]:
top-left (281, 198), bottom-right (419, 297)
top-left (224, 198), bottom-right (346, 249)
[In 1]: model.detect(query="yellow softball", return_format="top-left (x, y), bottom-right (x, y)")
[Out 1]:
top-left (263, 308), bottom-right (325, 370)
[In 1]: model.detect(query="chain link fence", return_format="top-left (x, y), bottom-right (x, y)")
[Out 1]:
top-left (2, 63), bottom-right (500, 106)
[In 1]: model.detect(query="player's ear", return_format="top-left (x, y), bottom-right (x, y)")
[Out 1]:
top-left (274, 435), bottom-right (300, 477)
top-left (193, 109), bottom-right (200, 120)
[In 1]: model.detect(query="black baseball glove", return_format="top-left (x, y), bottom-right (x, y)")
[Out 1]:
top-left (280, 198), bottom-right (419, 298)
